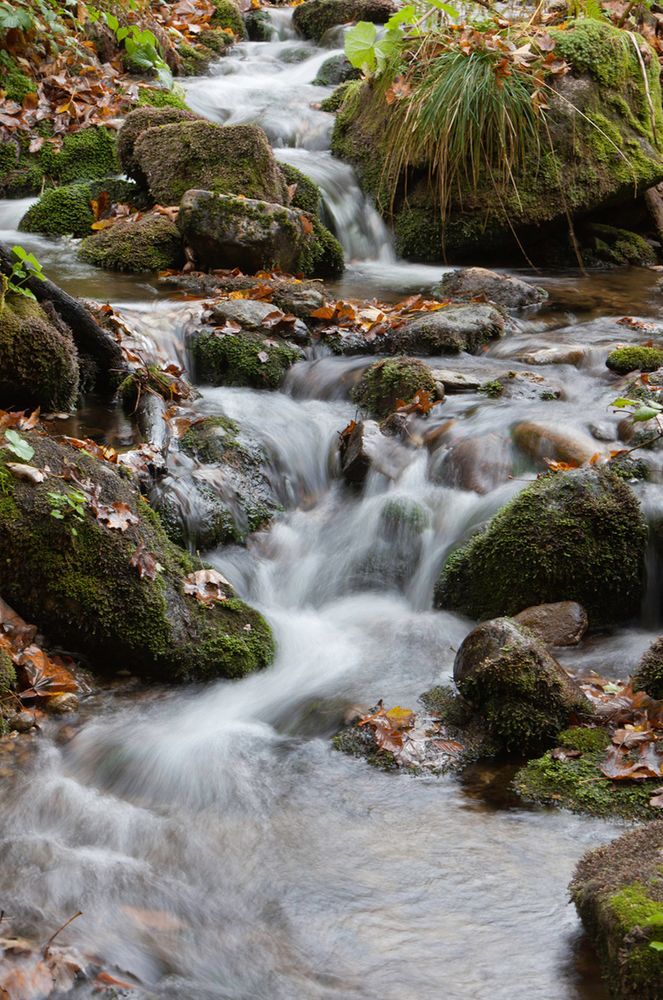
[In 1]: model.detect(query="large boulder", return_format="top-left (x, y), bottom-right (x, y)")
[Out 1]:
top-left (78, 214), bottom-right (184, 273)
top-left (378, 303), bottom-right (506, 355)
top-left (453, 617), bottom-right (593, 751)
top-left (188, 325), bottom-right (303, 389)
top-left (351, 357), bottom-right (438, 417)
top-left (18, 178), bottom-right (147, 238)
top-left (435, 267), bottom-right (548, 309)
top-left (293, 0), bottom-right (396, 41)
top-left (0, 430), bottom-right (273, 681)
top-left (332, 19), bottom-right (663, 262)
top-left (117, 106), bottom-right (200, 187)
top-left (0, 294), bottom-right (79, 411)
top-left (570, 823), bottom-right (663, 1000)
top-left (133, 120), bottom-right (288, 206)
top-left (435, 468), bottom-right (647, 626)
top-left (632, 636), bottom-right (663, 699)
top-left (178, 189), bottom-right (343, 277)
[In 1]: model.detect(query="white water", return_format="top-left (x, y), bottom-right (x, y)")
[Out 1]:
top-left (2, 8), bottom-right (663, 999)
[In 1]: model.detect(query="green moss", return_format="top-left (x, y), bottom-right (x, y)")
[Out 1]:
top-left (79, 214), bottom-right (183, 273)
top-left (514, 746), bottom-right (658, 820)
top-left (279, 162), bottom-right (321, 215)
top-left (1, 66), bottom-right (36, 104)
top-left (313, 54), bottom-right (360, 87)
top-left (352, 357), bottom-right (436, 417)
top-left (0, 294), bottom-right (79, 411)
top-left (320, 82), bottom-right (353, 113)
top-left (136, 86), bottom-right (189, 110)
top-left (191, 330), bottom-right (301, 389)
top-left (19, 183), bottom-right (94, 238)
top-left (245, 9), bottom-right (273, 41)
top-left (178, 41), bottom-right (213, 75)
top-left (610, 884), bottom-right (663, 931)
top-left (180, 416), bottom-right (240, 463)
top-left (607, 345), bottom-right (663, 375)
top-left (296, 215), bottom-right (344, 278)
top-left (633, 638), bottom-right (663, 699)
top-left (394, 206), bottom-right (442, 262)
top-left (38, 127), bottom-right (118, 184)
top-left (293, 0), bottom-right (394, 42)
top-left (553, 19), bottom-right (637, 89)
top-left (210, 0), bottom-right (246, 37)
top-left (559, 726), bottom-right (610, 753)
top-left (0, 649), bottom-right (16, 695)
top-left (435, 468), bottom-right (646, 626)
top-left (479, 379), bottom-right (504, 398)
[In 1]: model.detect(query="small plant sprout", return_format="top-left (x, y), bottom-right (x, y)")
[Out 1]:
top-left (46, 489), bottom-right (88, 537)
top-left (1, 430), bottom-right (35, 463)
top-left (1, 246), bottom-right (46, 308)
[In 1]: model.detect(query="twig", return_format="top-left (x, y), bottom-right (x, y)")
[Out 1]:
top-left (43, 911), bottom-right (82, 959)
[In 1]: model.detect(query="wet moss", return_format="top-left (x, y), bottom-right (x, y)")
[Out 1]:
top-left (210, 0), bottom-right (246, 37)
top-left (435, 468), bottom-right (646, 626)
top-left (79, 214), bottom-right (184, 273)
top-left (607, 345), bottom-right (663, 375)
top-left (1, 64), bottom-right (36, 103)
top-left (244, 9), bottom-right (273, 41)
top-left (38, 126), bottom-right (119, 184)
top-left (180, 416), bottom-right (240, 463)
top-left (352, 357), bottom-right (437, 417)
top-left (296, 215), bottom-right (345, 278)
top-left (19, 183), bottom-right (95, 238)
top-left (320, 81), bottom-right (354, 113)
top-left (0, 294), bottom-right (79, 411)
top-left (190, 329), bottom-right (301, 389)
top-left (136, 86), bottom-right (190, 110)
top-left (279, 162), bottom-right (321, 216)
top-left (117, 107), bottom-right (200, 185)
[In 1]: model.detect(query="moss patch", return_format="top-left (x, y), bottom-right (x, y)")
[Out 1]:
top-left (296, 215), bottom-right (345, 278)
top-left (190, 329), bottom-right (301, 389)
top-left (136, 86), bottom-right (190, 110)
top-left (279, 162), bottom-right (321, 216)
top-left (79, 214), bottom-right (183, 273)
top-left (19, 183), bottom-right (95, 238)
top-left (352, 357), bottom-right (436, 417)
top-left (607, 345), bottom-right (663, 375)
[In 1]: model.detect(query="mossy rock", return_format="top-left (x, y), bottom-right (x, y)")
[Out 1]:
top-left (0, 294), bottom-right (79, 411)
top-left (117, 107), bottom-right (200, 187)
top-left (632, 637), bottom-right (663, 699)
top-left (607, 345), bottom-right (663, 375)
top-left (0, 58), bottom-right (36, 103)
top-left (210, 0), bottom-right (246, 37)
top-left (454, 619), bottom-right (593, 753)
top-left (435, 468), bottom-right (646, 626)
top-left (570, 822), bottom-right (663, 999)
top-left (515, 728), bottom-right (661, 821)
top-left (133, 119), bottom-right (287, 205)
top-left (320, 81), bottom-right (354, 113)
top-left (244, 8), bottom-right (273, 41)
top-left (79, 214), bottom-right (184, 273)
top-left (331, 19), bottom-right (663, 263)
top-left (352, 357), bottom-right (437, 417)
top-left (279, 162), bottom-right (322, 216)
top-left (0, 431), bottom-right (273, 682)
top-left (189, 327), bottom-right (302, 389)
top-left (293, 0), bottom-right (395, 42)
top-left (583, 223), bottom-right (657, 267)
top-left (313, 54), bottom-right (360, 87)
top-left (136, 85), bottom-right (190, 110)
top-left (37, 127), bottom-right (119, 185)
top-left (19, 183), bottom-right (94, 238)
top-left (296, 215), bottom-right (345, 279)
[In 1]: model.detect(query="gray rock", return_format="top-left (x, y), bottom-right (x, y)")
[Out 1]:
top-left (380, 303), bottom-right (506, 355)
top-left (207, 299), bottom-right (310, 342)
top-left (314, 54), bottom-right (360, 87)
top-left (454, 617), bottom-right (593, 751)
top-left (514, 601), bottom-right (589, 648)
top-left (436, 267), bottom-right (548, 310)
top-left (430, 368), bottom-right (482, 392)
top-left (339, 420), bottom-right (410, 486)
top-left (178, 190), bottom-right (306, 273)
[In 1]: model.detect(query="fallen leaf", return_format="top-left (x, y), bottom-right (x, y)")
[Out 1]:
top-left (183, 569), bottom-right (232, 605)
top-left (5, 463), bottom-right (45, 484)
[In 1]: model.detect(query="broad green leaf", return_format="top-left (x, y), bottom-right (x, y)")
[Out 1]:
top-left (427, 0), bottom-right (459, 16)
top-left (375, 30), bottom-right (400, 68)
top-left (650, 941), bottom-right (663, 952)
top-left (3, 430), bottom-right (35, 462)
top-left (105, 12), bottom-right (119, 32)
top-left (345, 20), bottom-right (378, 72)
top-left (386, 5), bottom-right (417, 29)
top-left (117, 26), bottom-right (129, 41)
top-left (632, 405), bottom-right (662, 422)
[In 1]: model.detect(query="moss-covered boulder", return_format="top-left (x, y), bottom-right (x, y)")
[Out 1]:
top-left (210, 0), bottom-right (246, 36)
top-left (435, 468), bottom-right (647, 626)
top-left (314, 54), bottom-right (360, 87)
top-left (570, 822), bottom-right (663, 999)
top-left (188, 324), bottom-right (303, 389)
top-left (453, 618), bottom-right (593, 752)
top-left (332, 19), bottom-right (663, 262)
top-left (135, 85), bottom-right (190, 110)
top-left (117, 106), bottom-right (200, 186)
top-left (1, 126), bottom-right (119, 198)
top-left (0, 431), bottom-right (273, 681)
top-left (0, 294), bottom-right (79, 411)
top-left (632, 637), bottom-right (663, 699)
top-left (79, 214), bottom-right (184, 273)
top-left (133, 120), bottom-right (288, 206)
top-left (514, 726), bottom-right (661, 820)
top-left (297, 215), bottom-right (345, 278)
top-left (19, 183), bottom-right (95, 238)
top-left (279, 162), bottom-right (322, 216)
top-left (607, 345), bottom-right (663, 375)
top-left (352, 357), bottom-right (437, 417)
top-left (244, 8), bottom-right (273, 41)
top-left (293, 0), bottom-right (396, 41)
top-left (582, 223), bottom-right (657, 267)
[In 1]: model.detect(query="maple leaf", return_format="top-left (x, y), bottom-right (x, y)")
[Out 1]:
top-left (130, 543), bottom-right (160, 580)
top-left (183, 569), bottom-right (232, 605)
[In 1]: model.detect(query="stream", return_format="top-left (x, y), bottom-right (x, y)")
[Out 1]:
top-left (1, 8), bottom-right (663, 998)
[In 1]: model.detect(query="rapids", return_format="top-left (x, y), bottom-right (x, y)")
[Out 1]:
top-left (0, 8), bottom-right (662, 998)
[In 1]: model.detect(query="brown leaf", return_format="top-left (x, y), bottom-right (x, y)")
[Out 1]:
top-left (17, 646), bottom-right (78, 699)
top-left (5, 463), bottom-right (45, 484)
top-left (183, 569), bottom-right (232, 605)
top-left (130, 543), bottom-right (159, 581)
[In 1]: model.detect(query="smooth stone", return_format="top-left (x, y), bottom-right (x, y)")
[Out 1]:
top-left (436, 267), bottom-right (548, 310)
top-left (512, 420), bottom-right (600, 465)
top-left (514, 601), bottom-right (589, 648)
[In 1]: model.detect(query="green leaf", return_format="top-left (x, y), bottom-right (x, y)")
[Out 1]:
top-left (375, 30), bottom-right (401, 69)
top-left (386, 5), bottom-right (417, 29)
top-left (3, 430), bottom-right (35, 462)
top-left (116, 25), bottom-right (129, 41)
top-left (427, 0), bottom-right (459, 15)
top-left (105, 11), bottom-right (119, 32)
top-left (611, 397), bottom-right (639, 409)
top-left (632, 405), bottom-right (662, 422)
top-left (649, 941), bottom-right (663, 952)
top-left (345, 20), bottom-right (378, 72)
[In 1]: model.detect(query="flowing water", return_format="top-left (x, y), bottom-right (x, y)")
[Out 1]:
top-left (2, 9), bottom-right (663, 998)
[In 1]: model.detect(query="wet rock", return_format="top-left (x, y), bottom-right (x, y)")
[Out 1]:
top-left (78, 213), bottom-right (184, 273)
top-left (159, 272), bottom-right (328, 317)
top-left (435, 467), bottom-right (647, 626)
top-left (339, 419), bottom-right (410, 486)
top-left (516, 345), bottom-right (588, 366)
top-left (513, 601), bottom-right (588, 648)
top-left (583, 222), bottom-right (657, 267)
top-left (588, 421), bottom-right (617, 443)
top-left (293, 0), bottom-right (396, 41)
top-left (453, 617), bottom-right (593, 751)
top-left (117, 106), bottom-right (200, 187)
top-left (0, 431), bottom-right (273, 682)
top-left (207, 299), bottom-right (310, 343)
top-left (279, 162), bottom-right (322, 215)
top-left (8, 711), bottom-right (36, 733)
top-left (0, 293), bottom-right (79, 412)
top-left (435, 433), bottom-right (511, 494)
top-left (45, 692), bottom-right (80, 714)
top-left (188, 323), bottom-right (303, 389)
top-left (482, 371), bottom-right (561, 402)
top-left (244, 8), bottom-right (273, 40)
top-left (606, 344), bottom-right (663, 375)
top-left (570, 822), bottom-right (663, 998)
top-left (632, 636), bottom-right (663, 699)
top-left (429, 368), bottom-right (482, 393)
top-left (133, 120), bottom-right (288, 206)
top-left (435, 267), bottom-right (547, 310)
top-left (379, 303), bottom-right (506, 355)
top-left (313, 54), bottom-right (360, 86)
top-left (512, 420), bottom-right (599, 466)
top-left (352, 357), bottom-right (438, 417)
